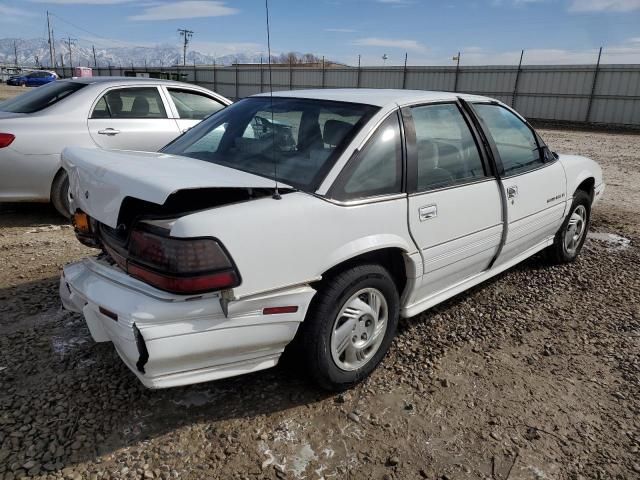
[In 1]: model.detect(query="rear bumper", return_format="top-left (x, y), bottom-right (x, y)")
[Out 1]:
top-left (60, 257), bottom-right (315, 388)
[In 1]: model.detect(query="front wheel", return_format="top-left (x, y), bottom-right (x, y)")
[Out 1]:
top-left (547, 190), bottom-right (591, 264)
top-left (300, 264), bottom-right (399, 391)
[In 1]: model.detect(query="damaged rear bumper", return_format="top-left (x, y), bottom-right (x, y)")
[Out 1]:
top-left (60, 258), bottom-right (315, 388)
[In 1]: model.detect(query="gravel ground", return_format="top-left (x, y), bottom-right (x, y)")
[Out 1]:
top-left (0, 84), bottom-right (26, 102)
top-left (0, 128), bottom-right (639, 480)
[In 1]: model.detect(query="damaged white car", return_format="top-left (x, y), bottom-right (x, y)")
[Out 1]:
top-left (60, 89), bottom-right (604, 390)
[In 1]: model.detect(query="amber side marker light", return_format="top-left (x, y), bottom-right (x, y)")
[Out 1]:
top-left (263, 306), bottom-right (299, 315)
top-left (73, 211), bottom-right (91, 233)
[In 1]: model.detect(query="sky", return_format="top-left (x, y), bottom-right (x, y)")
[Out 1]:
top-left (1, 0), bottom-right (639, 65)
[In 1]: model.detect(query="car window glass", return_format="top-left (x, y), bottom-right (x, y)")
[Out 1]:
top-left (93, 87), bottom-right (167, 119)
top-left (332, 114), bottom-right (402, 199)
top-left (412, 103), bottom-right (485, 191)
top-left (91, 97), bottom-right (110, 118)
top-left (162, 97), bottom-right (378, 191)
top-left (167, 89), bottom-right (225, 120)
top-left (0, 81), bottom-right (86, 114)
top-left (473, 104), bottom-right (542, 176)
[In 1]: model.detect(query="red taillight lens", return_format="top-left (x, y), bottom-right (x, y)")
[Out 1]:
top-left (122, 229), bottom-right (240, 294)
top-left (0, 133), bottom-right (15, 148)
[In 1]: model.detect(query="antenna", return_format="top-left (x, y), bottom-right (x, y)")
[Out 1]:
top-left (265, 0), bottom-right (280, 200)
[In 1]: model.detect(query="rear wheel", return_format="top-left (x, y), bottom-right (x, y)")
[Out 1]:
top-left (300, 264), bottom-right (399, 391)
top-left (51, 170), bottom-right (71, 218)
top-left (547, 190), bottom-right (591, 264)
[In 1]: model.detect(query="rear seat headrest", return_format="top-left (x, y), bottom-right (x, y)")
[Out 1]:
top-left (323, 119), bottom-right (352, 146)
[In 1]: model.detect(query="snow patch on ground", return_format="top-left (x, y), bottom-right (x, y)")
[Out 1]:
top-left (588, 232), bottom-right (631, 251)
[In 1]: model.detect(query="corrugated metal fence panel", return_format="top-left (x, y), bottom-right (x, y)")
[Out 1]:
top-left (58, 63), bottom-right (640, 125)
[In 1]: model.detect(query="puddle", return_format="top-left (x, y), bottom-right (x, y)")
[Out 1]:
top-left (588, 232), bottom-right (631, 251)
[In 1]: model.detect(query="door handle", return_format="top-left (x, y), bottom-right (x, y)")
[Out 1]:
top-left (506, 185), bottom-right (518, 199)
top-left (419, 204), bottom-right (437, 221)
top-left (97, 128), bottom-right (120, 136)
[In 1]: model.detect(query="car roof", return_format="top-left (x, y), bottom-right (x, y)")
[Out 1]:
top-left (252, 88), bottom-right (492, 107)
top-left (58, 76), bottom-right (200, 88)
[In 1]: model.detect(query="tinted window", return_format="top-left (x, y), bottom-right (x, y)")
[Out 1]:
top-left (331, 114), bottom-right (402, 200)
top-left (162, 97), bottom-right (377, 191)
top-left (412, 103), bottom-right (485, 191)
top-left (168, 89), bottom-right (225, 120)
top-left (0, 81), bottom-right (86, 113)
top-left (473, 104), bottom-right (542, 176)
top-left (92, 87), bottom-right (167, 119)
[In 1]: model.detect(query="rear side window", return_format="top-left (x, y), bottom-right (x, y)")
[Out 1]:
top-left (330, 114), bottom-right (403, 200)
top-left (168, 89), bottom-right (225, 120)
top-left (411, 103), bottom-right (486, 191)
top-left (473, 104), bottom-right (542, 176)
top-left (91, 87), bottom-right (167, 119)
top-left (0, 81), bottom-right (86, 113)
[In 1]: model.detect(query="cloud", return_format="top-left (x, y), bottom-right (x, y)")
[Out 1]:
top-left (128, 1), bottom-right (238, 21)
top-left (0, 4), bottom-right (37, 18)
top-left (325, 28), bottom-right (357, 33)
top-left (353, 37), bottom-right (426, 51)
top-left (568, 0), bottom-right (640, 11)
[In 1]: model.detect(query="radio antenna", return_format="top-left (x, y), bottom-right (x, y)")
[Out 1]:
top-left (265, 0), bottom-right (281, 200)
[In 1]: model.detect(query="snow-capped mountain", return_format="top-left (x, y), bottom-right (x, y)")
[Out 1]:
top-left (0, 38), bottom-right (265, 68)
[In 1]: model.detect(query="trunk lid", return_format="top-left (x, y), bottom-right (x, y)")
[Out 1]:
top-left (63, 146), bottom-right (287, 228)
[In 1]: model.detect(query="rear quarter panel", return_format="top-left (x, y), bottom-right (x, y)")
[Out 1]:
top-left (169, 192), bottom-right (418, 299)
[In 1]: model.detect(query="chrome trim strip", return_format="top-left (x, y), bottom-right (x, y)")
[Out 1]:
top-left (316, 192), bottom-right (407, 207)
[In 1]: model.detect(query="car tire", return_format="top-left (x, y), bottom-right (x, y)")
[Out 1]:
top-left (546, 189), bottom-right (591, 264)
top-left (51, 170), bottom-right (71, 218)
top-left (300, 264), bottom-right (399, 391)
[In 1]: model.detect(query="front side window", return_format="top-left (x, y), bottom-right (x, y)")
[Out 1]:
top-left (411, 103), bottom-right (486, 191)
top-left (0, 81), bottom-right (86, 113)
top-left (473, 104), bottom-right (542, 176)
top-left (168, 89), bottom-right (225, 120)
top-left (162, 97), bottom-right (378, 191)
top-left (330, 114), bottom-right (402, 200)
top-left (91, 87), bottom-right (167, 119)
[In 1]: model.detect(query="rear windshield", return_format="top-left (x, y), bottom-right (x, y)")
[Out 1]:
top-left (0, 81), bottom-right (86, 113)
top-left (162, 97), bottom-right (378, 191)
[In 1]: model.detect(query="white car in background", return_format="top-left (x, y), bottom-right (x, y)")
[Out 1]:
top-left (60, 89), bottom-right (604, 390)
top-left (0, 77), bottom-right (230, 215)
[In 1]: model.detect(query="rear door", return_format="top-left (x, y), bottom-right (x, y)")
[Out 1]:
top-left (164, 87), bottom-right (227, 134)
top-left (87, 86), bottom-right (181, 152)
top-left (470, 102), bottom-right (566, 264)
top-left (405, 102), bottom-right (504, 301)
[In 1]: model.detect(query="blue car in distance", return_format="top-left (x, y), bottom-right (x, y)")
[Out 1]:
top-left (6, 70), bottom-right (58, 87)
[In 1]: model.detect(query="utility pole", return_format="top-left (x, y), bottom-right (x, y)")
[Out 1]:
top-left (60, 53), bottom-right (65, 70)
top-left (92, 45), bottom-right (97, 68)
top-left (35, 55), bottom-right (40, 68)
top-left (66, 37), bottom-right (77, 69)
top-left (13, 40), bottom-right (18, 67)
top-left (453, 51), bottom-right (461, 92)
top-left (47, 11), bottom-right (55, 68)
top-left (51, 29), bottom-right (57, 67)
top-left (177, 28), bottom-right (193, 66)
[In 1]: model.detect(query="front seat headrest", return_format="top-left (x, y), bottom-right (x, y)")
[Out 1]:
top-left (323, 119), bottom-right (352, 146)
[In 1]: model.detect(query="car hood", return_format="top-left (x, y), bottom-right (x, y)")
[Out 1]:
top-left (63, 147), bottom-right (288, 228)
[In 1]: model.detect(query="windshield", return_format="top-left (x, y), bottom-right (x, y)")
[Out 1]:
top-left (162, 97), bottom-right (379, 191)
top-left (0, 81), bottom-right (86, 113)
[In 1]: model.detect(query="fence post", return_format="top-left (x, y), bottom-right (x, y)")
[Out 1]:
top-left (289, 57), bottom-right (293, 90)
top-left (213, 58), bottom-right (217, 92)
top-left (108, 64), bottom-right (112, 76)
top-left (193, 59), bottom-right (197, 84)
top-left (356, 54), bottom-right (361, 88)
top-left (453, 51), bottom-right (460, 92)
top-left (235, 59), bottom-right (239, 100)
top-left (321, 56), bottom-right (325, 88)
top-left (585, 47), bottom-right (603, 123)
top-left (402, 52), bottom-right (408, 89)
top-left (511, 49), bottom-right (524, 108)
top-left (260, 57), bottom-right (263, 93)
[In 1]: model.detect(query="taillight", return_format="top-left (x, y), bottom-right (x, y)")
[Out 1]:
top-left (0, 133), bottom-right (15, 148)
top-left (123, 229), bottom-right (240, 294)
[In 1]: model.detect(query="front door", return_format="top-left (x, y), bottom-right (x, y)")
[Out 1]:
top-left (471, 103), bottom-right (566, 264)
top-left (405, 103), bottom-right (504, 302)
top-left (87, 86), bottom-right (180, 152)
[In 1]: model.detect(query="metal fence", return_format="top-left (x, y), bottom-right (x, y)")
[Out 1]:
top-left (54, 63), bottom-right (640, 126)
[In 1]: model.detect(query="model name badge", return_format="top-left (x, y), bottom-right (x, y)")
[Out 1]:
top-left (546, 193), bottom-right (565, 203)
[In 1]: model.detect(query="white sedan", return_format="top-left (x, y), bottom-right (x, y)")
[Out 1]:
top-left (0, 77), bottom-right (230, 216)
top-left (59, 89), bottom-right (604, 390)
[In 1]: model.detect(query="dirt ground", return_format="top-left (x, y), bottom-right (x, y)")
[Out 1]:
top-left (0, 128), bottom-right (639, 480)
top-left (0, 84), bottom-right (27, 102)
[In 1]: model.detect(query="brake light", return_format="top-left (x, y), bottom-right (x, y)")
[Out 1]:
top-left (123, 229), bottom-right (240, 294)
top-left (0, 133), bottom-right (15, 148)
